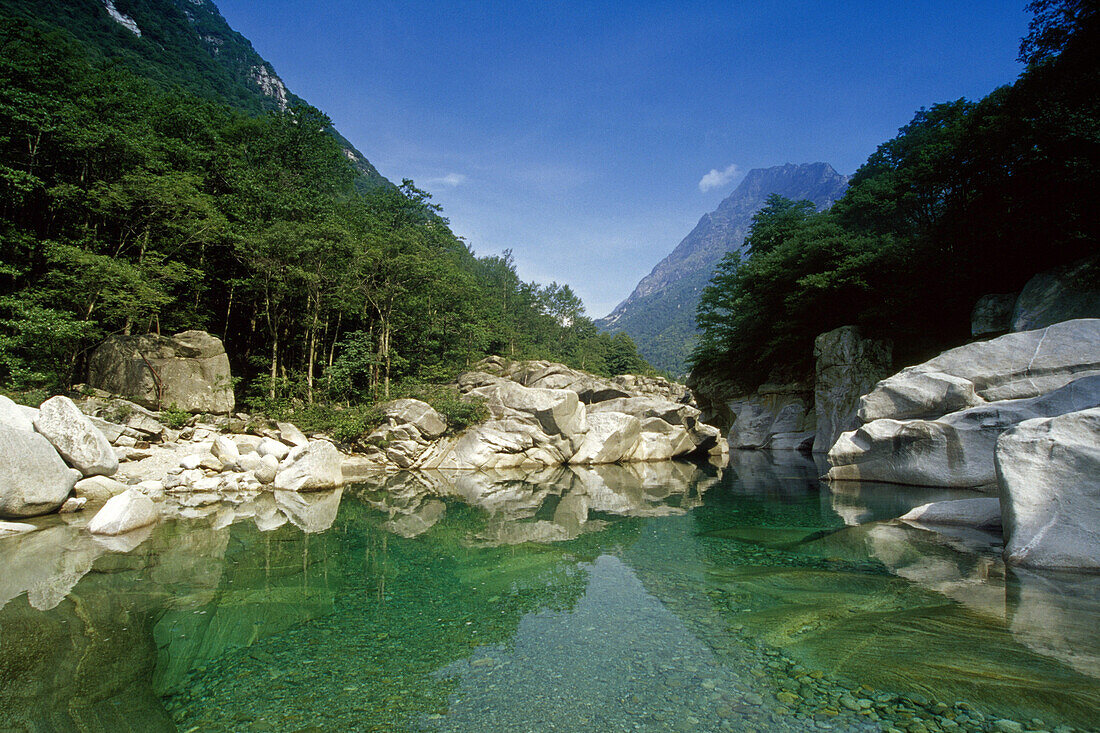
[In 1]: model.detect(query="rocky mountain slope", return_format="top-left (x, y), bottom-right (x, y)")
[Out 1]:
top-left (597, 163), bottom-right (849, 375)
top-left (0, 0), bottom-right (388, 188)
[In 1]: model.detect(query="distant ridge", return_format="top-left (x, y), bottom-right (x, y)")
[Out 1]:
top-left (597, 163), bottom-right (849, 375)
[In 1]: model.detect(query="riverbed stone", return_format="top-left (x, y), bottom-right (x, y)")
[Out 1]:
top-left (87, 488), bottom-right (158, 535)
top-left (73, 475), bottom-right (128, 505)
top-left (468, 379), bottom-right (587, 439)
top-left (1012, 255), bottom-right (1100, 332)
top-left (211, 435), bottom-right (241, 471)
top-left (273, 441), bottom-right (344, 491)
top-left (257, 436), bottom-right (290, 461)
top-left (997, 407), bottom-right (1100, 569)
top-left (570, 411), bottom-right (641, 464)
top-left (859, 319), bottom-right (1100, 422)
top-left (277, 422), bottom-right (309, 447)
top-left (0, 425), bottom-right (82, 518)
top-left (379, 398), bottom-right (447, 438)
top-left (33, 396), bottom-right (118, 477)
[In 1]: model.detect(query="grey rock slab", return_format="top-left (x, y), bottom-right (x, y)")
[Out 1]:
top-left (276, 421), bottom-right (309, 447)
top-left (0, 520), bottom-right (37, 537)
top-left (87, 488), bottom-right (159, 535)
top-left (257, 436), bottom-right (290, 461)
top-left (859, 319), bottom-right (1100, 421)
top-left (85, 329), bottom-right (234, 413)
top-left (0, 425), bottom-right (82, 518)
top-left (468, 379), bottom-right (587, 438)
top-left (813, 325), bottom-right (892, 453)
top-left (971, 293), bottom-right (1017, 337)
top-left (829, 374), bottom-right (1100, 489)
top-left (33, 395), bottom-right (118, 477)
top-left (997, 407), bottom-right (1100, 569)
top-left (379, 398), bottom-right (448, 438)
top-left (1012, 255), bottom-right (1100, 332)
top-left (570, 411), bottom-right (642, 464)
top-left (211, 435), bottom-right (241, 470)
top-left (73, 475), bottom-right (128, 505)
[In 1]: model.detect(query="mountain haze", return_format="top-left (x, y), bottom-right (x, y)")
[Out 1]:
top-left (597, 163), bottom-right (850, 375)
top-left (0, 0), bottom-right (388, 188)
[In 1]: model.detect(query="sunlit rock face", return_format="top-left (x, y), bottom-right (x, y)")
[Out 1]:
top-left (0, 425), bottom-right (81, 518)
top-left (828, 320), bottom-right (1100, 489)
top-left (997, 407), bottom-right (1100, 569)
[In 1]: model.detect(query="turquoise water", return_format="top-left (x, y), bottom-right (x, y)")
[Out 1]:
top-left (1, 453), bottom-right (1098, 732)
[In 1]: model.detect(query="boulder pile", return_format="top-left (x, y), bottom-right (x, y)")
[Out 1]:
top-left (349, 359), bottom-right (725, 471)
top-left (0, 391), bottom-right (343, 541)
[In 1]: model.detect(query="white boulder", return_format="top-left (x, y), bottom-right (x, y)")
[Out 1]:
top-left (900, 498), bottom-right (1002, 528)
top-left (87, 488), bottom-right (159, 535)
top-left (273, 441), bottom-right (343, 491)
top-left (569, 412), bottom-right (641, 464)
top-left (0, 425), bottom-right (82, 518)
top-left (0, 395), bottom-right (35, 432)
top-left (33, 396), bottom-right (118, 477)
top-left (828, 374), bottom-right (1100, 489)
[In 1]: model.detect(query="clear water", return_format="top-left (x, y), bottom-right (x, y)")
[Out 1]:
top-left (1, 452), bottom-right (1098, 732)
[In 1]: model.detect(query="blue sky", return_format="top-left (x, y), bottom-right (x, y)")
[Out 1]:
top-left (215, 1), bottom-right (1030, 318)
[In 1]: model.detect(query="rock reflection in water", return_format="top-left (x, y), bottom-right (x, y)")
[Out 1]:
top-left (352, 461), bottom-right (722, 545)
top-left (766, 519), bottom-right (1100, 722)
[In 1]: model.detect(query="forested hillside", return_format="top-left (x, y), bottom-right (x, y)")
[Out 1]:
top-left (0, 0), bottom-right (388, 188)
top-left (0, 14), bottom-right (652, 409)
top-left (690, 0), bottom-right (1099, 394)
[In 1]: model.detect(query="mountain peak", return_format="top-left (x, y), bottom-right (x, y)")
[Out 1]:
top-left (597, 162), bottom-right (849, 375)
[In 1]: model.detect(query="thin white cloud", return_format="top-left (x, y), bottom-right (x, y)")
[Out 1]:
top-left (427, 172), bottom-right (467, 187)
top-left (698, 163), bottom-right (741, 192)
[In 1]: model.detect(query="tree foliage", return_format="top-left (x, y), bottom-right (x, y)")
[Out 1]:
top-left (691, 2), bottom-right (1099, 392)
top-left (0, 18), bottom-right (654, 401)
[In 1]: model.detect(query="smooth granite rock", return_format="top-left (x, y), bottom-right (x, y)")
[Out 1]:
top-left (1012, 255), bottom-right (1100, 332)
top-left (87, 488), bottom-right (159, 535)
top-left (997, 407), bottom-right (1100, 569)
top-left (34, 396), bottom-right (118, 477)
top-left (971, 293), bottom-right (1017, 337)
top-left (829, 375), bottom-right (1100, 489)
top-left (900, 497), bottom-right (1003, 528)
top-left (0, 395), bottom-right (35, 432)
top-left (273, 441), bottom-right (344, 491)
top-left (0, 425), bottom-right (81, 518)
top-left (859, 319), bottom-right (1100, 422)
top-left (812, 325), bottom-right (892, 453)
top-left (570, 411), bottom-right (642, 464)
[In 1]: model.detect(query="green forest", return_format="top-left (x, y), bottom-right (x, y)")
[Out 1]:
top-left (690, 0), bottom-right (1099, 394)
top-left (0, 17), bottom-right (653, 415)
